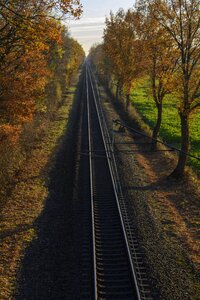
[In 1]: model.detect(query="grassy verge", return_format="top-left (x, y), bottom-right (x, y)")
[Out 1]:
top-left (0, 72), bottom-right (80, 299)
top-left (130, 80), bottom-right (200, 174)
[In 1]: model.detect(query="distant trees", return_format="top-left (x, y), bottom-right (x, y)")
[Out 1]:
top-left (46, 31), bottom-right (84, 115)
top-left (90, 0), bottom-right (200, 177)
top-left (89, 44), bottom-right (110, 84)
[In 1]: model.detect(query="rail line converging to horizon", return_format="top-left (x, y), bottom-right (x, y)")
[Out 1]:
top-left (79, 63), bottom-right (153, 299)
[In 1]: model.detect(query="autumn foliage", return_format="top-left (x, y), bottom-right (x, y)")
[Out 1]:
top-left (90, 0), bottom-right (200, 176)
top-left (0, 0), bottom-right (84, 185)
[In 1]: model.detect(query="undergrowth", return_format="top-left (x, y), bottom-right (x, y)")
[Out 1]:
top-left (0, 73), bottom-right (80, 299)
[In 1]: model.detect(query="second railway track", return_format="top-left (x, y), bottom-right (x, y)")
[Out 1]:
top-left (79, 63), bottom-right (152, 300)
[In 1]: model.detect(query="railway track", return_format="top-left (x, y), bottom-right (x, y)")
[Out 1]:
top-left (79, 63), bottom-right (152, 300)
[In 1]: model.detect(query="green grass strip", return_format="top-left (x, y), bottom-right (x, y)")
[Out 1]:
top-left (131, 81), bottom-right (200, 173)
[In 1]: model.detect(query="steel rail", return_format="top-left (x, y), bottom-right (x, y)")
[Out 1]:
top-left (87, 65), bottom-right (142, 300)
top-left (86, 66), bottom-right (98, 299)
top-left (88, 65), bottom-right (153, 299)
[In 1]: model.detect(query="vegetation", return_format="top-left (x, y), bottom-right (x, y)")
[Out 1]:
top-left (0, 1), bottom-right (84, 297)
top-left (150, 0), bottom-right (200, 176)
top-left (0, 0), bottom-right (85, 198)
top-left (104, 9), bottom-right (144, 110)
top-left (131, 80), bottom-right (200, 173)
top-left (0, 79), bottom-right (80, 298)
top-left (89, 0), bottom-right (200, 177)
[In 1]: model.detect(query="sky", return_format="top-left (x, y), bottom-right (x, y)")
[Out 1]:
top-left (66, 0), bottom-right (135, 55)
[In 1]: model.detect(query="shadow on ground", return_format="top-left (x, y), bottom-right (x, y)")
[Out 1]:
top-left (15, 83), bottom-right (82, 300)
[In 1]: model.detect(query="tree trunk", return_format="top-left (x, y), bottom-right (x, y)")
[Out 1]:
top-left (125, 93), bottom-right (130, 111)
top-left (151, 102), bottom-right (162, 151)
top-left (170, 113), bottom-right (189, 178)
top-left (116, 80), bottom-right (120, 101)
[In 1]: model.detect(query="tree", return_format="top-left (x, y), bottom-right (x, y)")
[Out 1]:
top-left (0, 0), bottom-right (82, 69)
top-left (45, 29), bottom-right (85, 114)
top-left (0, 0), bottom-right (83, 142)
top-left (104, 9), bottom-right (144, 110)
top-left (0, 17), bottom-right (62, 137)
top-left (137, 1), bottom-right (178, 150)
top-left (103, 10), bottom-right (125, 101)
top-left (64, 37), bottom-right (85, 86)
top-left (153, 0), bottom-right (200, 176)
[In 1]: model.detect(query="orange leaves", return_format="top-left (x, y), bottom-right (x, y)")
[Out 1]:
top-left (0, 125), bottom-right (21, 143)
top-left (104, 9), bottom-right (144, 95)
top-left (7, 100), bottom-right (35, 124)
top-left (0, 47), bottom-right (51, 130)
top-left (0, 0), bottom-right (84, 146)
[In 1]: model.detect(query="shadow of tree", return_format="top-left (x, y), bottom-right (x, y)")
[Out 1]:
top-left (15, 82), bottom-right (82, 300)
top-left (0, 225), bottom-right (33, 240)
top-left (124, 177), bottom-right (172, 192)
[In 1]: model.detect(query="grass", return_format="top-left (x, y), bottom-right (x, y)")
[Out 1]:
top-left (130, 80), bottom-right (200, 174)
top-left (0, 74), bottom-right (80, 299)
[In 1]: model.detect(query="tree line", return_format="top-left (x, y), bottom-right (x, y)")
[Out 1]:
top-left (89, 0), bottom-right (200, 177)
top-left (0, 0), bottom-right (85, 188)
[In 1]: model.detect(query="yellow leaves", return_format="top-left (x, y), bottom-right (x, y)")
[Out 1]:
top-left (35, 97), bottom-right (47, 114)
top-left (23, 228), bottom-right (36, 243)
top-left (62, 36), bottom-right (85, 75)
top-left (52, 0), bottom-right (83, 18)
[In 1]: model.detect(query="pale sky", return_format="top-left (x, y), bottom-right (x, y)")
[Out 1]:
top-left (67, 0), bottom-right (135, 55)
